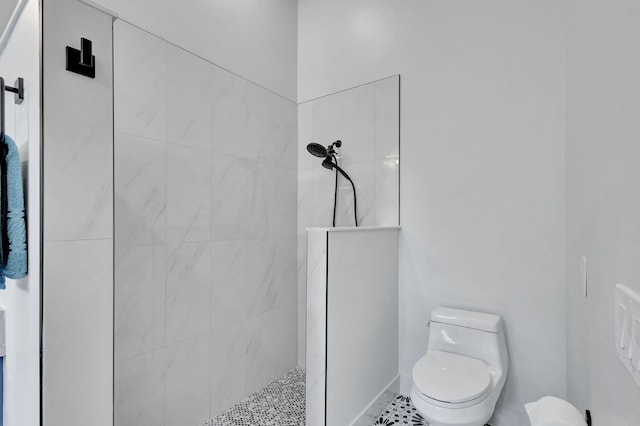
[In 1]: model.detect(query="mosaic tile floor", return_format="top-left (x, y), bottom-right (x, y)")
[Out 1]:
top-left (204, 368), bottom-right (306, 426)
top-left (374, 396), bottom-right (428, 425)
top-left (205, 370), bottom-right (489, 426)
top-left (375, 395), bottom-right (491, 426)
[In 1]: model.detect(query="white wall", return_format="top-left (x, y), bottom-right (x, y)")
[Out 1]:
top-left (0, 1), bottom-right (40, 425)
top-left (566, 0), bottom-right (640, 423)
top-left (299, 1), bottom-right (567, 424)
top-left (42, 1), bottom-right (114, 425)
top-left (88, 0), bottom-right (297, 101)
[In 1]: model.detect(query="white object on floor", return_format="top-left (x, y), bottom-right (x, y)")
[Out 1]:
top-left (410, 307), bottom-right (509, 426)
top-left (524, 396), bottom-right (586, 426)
top-left (615, 284), bottom-right (640, 387)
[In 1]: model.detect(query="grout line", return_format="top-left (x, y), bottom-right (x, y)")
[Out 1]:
top-left (162, 39), bottom-right (169, 424)
top-left (117, 129), bottom-right (298, 171)
top-left (397, 75), bottom-right (401, 226)
top-left (373, 79), bottom-right (378, 225)
top-left (43, 237), bottom-right (113, 243)
top-left (115, 328), bottom-right (211, 365)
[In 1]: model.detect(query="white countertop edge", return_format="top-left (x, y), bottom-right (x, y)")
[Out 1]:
top-left (306, 225), bottom-right (401, 233)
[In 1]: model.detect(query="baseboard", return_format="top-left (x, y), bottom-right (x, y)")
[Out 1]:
top-left (488, 405), bottom-right (529, 426)
top-left (351, 375), bottom-right (400, 426)
top-left (399, 374), bottom-right (412, 395)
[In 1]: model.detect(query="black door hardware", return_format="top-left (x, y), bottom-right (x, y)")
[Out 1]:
top-left (66, 38), bottom-right (95, 78)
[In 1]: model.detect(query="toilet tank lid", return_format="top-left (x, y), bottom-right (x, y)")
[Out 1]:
top-left (431, 307), bottom-right (502, 332)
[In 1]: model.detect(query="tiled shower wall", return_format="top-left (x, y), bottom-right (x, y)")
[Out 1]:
top-left (42, 1), bottom-right (114, 424)
top-left (297, 76), bottom-right (400, 366)
top-left (113, 21), bottom-right (298, 426)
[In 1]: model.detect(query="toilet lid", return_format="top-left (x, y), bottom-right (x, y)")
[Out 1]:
top-left (412, 351), bottom-right (492, 404)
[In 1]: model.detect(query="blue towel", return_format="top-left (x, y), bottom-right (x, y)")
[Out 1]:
top-left (0, 135), bottom-right (26, 288)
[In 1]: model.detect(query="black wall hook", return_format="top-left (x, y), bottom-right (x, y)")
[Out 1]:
top-left (0, 77), bottom-right (25, 142)
top-left (66, 38), bottom-right (95, 78)
top-left (3, 78), bottom-right (23, 105)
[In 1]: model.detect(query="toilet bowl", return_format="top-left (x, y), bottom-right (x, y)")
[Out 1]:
top-left (410, 307), bottom-right (509, 426)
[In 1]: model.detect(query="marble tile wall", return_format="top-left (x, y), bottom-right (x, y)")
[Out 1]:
top-left (297, 76), bottom-right (400, 366)
top-left (42, 2), bottom-right (114, 425)
top-left (113, 21), bottom-right (298, 426)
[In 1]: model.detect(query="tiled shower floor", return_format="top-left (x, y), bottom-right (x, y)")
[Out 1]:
top-left (203, 368), bottom-right (454, 426)
top-left (204, 368), bottom-right (306, 426)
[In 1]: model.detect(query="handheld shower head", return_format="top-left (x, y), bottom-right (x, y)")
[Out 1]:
top-left (322, 155), bottom-right (335, 170)
top-left (306, 142), bottom-right (328, 158)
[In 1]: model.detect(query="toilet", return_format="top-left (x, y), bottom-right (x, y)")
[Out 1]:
top-left (410, 307), bottom-right (509, 426)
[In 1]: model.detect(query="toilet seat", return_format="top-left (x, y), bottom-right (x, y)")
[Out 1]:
top-left (412, 351), bottom-right (492, 407)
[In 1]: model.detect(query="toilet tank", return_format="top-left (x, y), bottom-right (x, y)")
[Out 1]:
top-left (427, 307), bottom-right (508, 372)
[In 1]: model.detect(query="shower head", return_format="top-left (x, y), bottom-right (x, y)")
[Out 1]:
top-left (307, 140), bottom-right (342, 158)
top-left (307, 143), bottom-right (328, 158)
top-left (322, 155), bottom-right (355, 187)
top-left (321, 155), bottom-right (335, 170)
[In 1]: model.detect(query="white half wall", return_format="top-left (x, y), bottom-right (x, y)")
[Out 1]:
top-left (306, 227), bottom-right (399, 426)
top-left (0, 1), bottom-right (40, 425)
top-left (299, 1), bottom-right (567, 424)
top-left (566, 0), bottom-right (640, 423)
top-left (89, 0), bottom-right (297, 101)
top-left (326, 227), bottom-right (399, 425)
